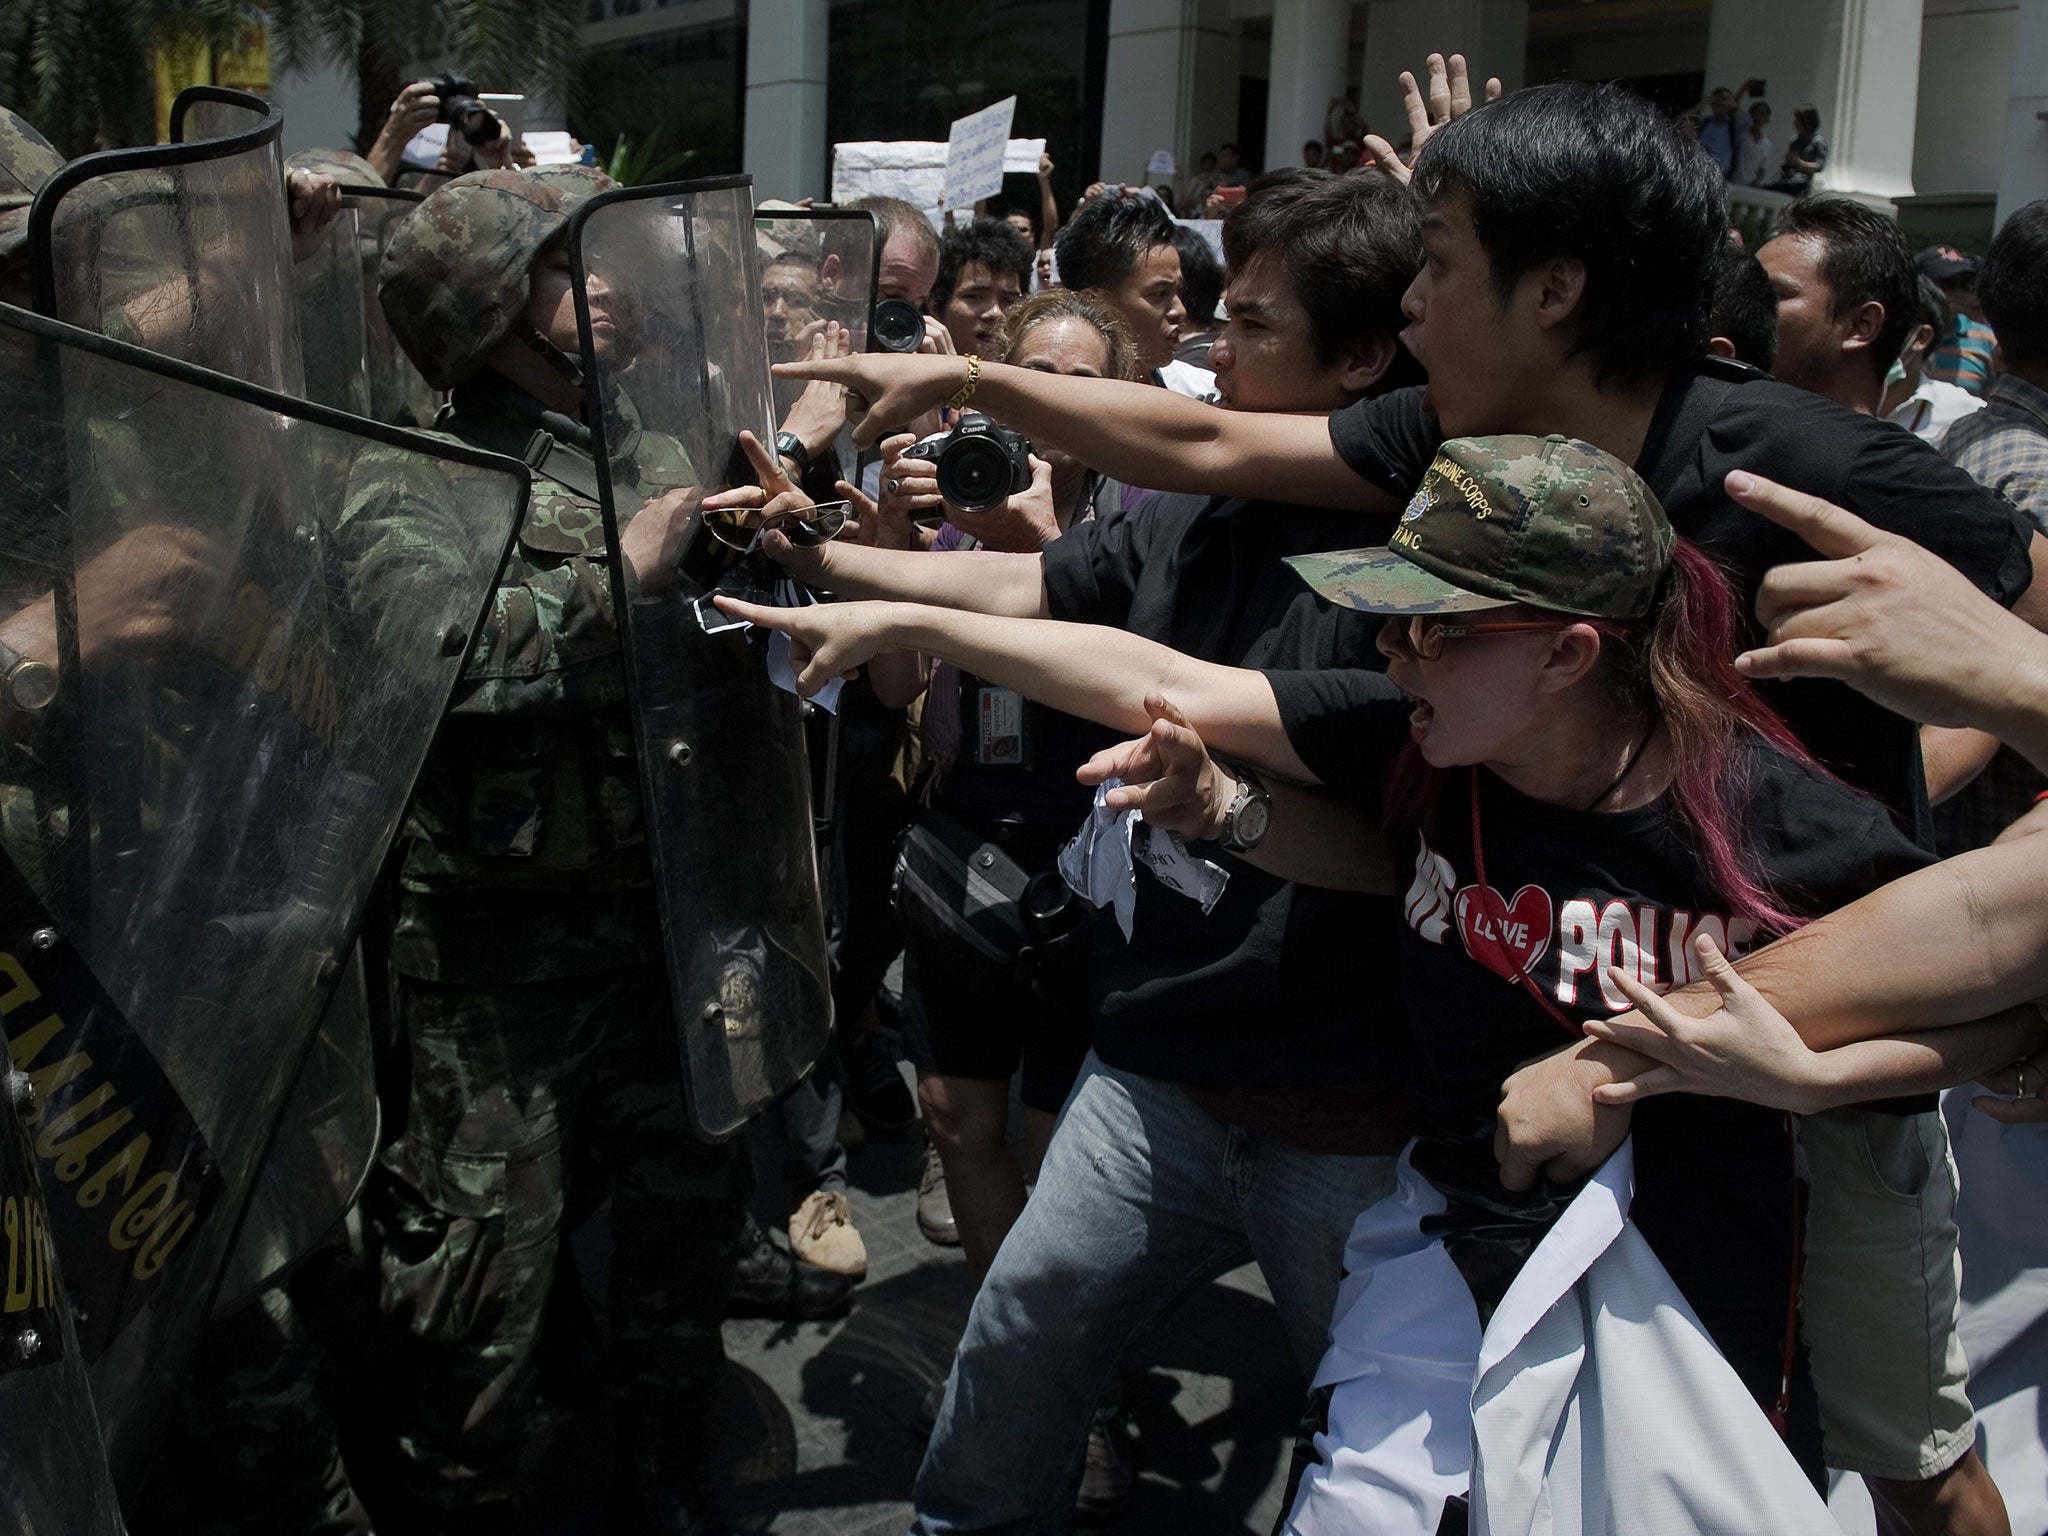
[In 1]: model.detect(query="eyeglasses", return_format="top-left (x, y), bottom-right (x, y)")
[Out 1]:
top-left (1390, 616), bottom-right (1577, 662)
top-left (702, 499), bottom-right (850, 555)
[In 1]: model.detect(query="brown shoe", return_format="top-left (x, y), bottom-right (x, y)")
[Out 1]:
top-left (916, 1141), bottom-right (961, 1248)
top-left (789, 1190), bottom-right (867, 1280)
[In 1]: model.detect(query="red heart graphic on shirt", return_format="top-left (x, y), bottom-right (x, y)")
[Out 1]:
top-left (1454, 883), bottom-right (1554, 984)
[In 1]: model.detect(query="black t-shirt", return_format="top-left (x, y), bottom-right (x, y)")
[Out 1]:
top-left (1042, 492), bottom-right (1406, 1089)
top-left (1267, 669), bottom-right (1932, 1416)
top-left (1326, 376), bottom-right (2038, 847)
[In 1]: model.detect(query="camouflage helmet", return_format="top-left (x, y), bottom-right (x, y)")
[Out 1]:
top-left (522, 162), bottom-right (616, 206)
top-left (378, 168), bottom-right (571, 390)
top-left (0, 106), bottom-right (62, 211)
top-left (286, 146), bottom-right (383, 188)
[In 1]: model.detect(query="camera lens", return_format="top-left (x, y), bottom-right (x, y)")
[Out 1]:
top-left (870, 299), bottom-right (924, 353)
top-left (938, 437), bottom-right (1012, 515)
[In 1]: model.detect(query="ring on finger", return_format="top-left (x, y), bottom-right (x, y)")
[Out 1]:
top-left (886, 479), bottom-right (901, 494)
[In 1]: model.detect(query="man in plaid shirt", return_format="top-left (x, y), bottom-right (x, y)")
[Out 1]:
top-left (1937, 203), bottom-right (2048, 853)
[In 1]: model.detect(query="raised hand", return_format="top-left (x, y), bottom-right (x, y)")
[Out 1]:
top-left (1360, 51), bottom-right (1503, 185)
top-left (286, 168), bottom-right (343, 262)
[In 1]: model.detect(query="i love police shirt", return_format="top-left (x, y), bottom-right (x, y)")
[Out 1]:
top-left (1270, 670), bottom-right (1934, 1414)
top-left (1268, 670), bottom-right (1933, 1140)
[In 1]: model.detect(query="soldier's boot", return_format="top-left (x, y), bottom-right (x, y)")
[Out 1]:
top-left (606, 1396), bottom-right (734, 1536)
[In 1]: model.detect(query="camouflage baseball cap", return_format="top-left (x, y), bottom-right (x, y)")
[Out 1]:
top-left (1287, 435), bottom-right (1674, 621)
top-left (378, 168), bottom-right (571, 390)
top-left (0, 106), bottom-right (62, 210)
top-left (287, 146), bottom-right (383, 188)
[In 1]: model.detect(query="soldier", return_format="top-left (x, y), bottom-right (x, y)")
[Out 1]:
top-left (360, 168), bottom-right (826, 1535)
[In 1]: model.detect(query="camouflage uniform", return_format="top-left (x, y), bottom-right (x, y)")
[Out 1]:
top-left (355, 170), bottom-right (746, 1516)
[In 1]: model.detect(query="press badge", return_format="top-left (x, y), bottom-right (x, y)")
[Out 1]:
top-left (975, 686), bottom-right (1034, 768)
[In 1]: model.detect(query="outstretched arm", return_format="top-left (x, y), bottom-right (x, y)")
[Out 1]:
top-left (771, 353), bottom-right (1393, 513)
top-left (713, 595), bottom-right (1316, 782)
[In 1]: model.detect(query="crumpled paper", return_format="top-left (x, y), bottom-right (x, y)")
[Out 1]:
top-left (1057, 780), bottom-right (1229, 939)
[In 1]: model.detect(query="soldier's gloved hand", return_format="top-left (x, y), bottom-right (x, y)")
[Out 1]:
top-left (620, 486), bottom-right (702, 595)
top-left (287, 169), bottom-right (344, 263)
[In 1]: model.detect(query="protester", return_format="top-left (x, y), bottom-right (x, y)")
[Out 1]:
top-left (931, 216), bottom-right (1032, 356)
top-left (715, 169), bottom-right (1429, 1532)
top-left (1766, 104), bottom-right (1830, 194)
top-left (1758, 196), bottom-right (1919, 415)
top-left (1050, 187), bottom-right (1210, 395)
top-left (1921, 244), bottom-right (1999, 395)
top-left (1733, 97), bottom-right (1773, 186)
top-left (1168, 224), bottom-right (1224, 367)
top-left (779, 76), bottom-right (2036, 1534)
top-left (1302, 139), bottom-right (1325, 168)
top-left (1706, 240), bottom-right (1779, 371)
top-left (1883, 275), bottom-right (1985, 443)
top-left (1690, 83), bottom-right (1748, 175)
top-left (1324, 96), bottom-right (1367, 171)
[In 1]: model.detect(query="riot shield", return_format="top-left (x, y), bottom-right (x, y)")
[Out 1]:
top-left (292, 200), bottom-right (372, 416)
top-left (754, 206), bottom-right (880, 435)
top-left (567, 178), bottom-right (833, 1141)
top-left (25, 85), bottom-right (305, 395)
top-left (0, 1063), bottom-right (123, 1536)
top-left (0, 301), bottom-right (527, 1487)
top-left (341, 184), bottom-right (438, 427)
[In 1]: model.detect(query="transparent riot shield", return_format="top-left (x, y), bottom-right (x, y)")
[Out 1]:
top-left (341, 184), bottom-right (438, 427)
top-left (0, 1063), bottom-right (123, 1536)
top-left (0, 301), bottom-right (527, 1488)
top-left (754, 206), bottom-right (879, 438)
top-left (25, 85), bottom-right (304, 395)
top-left (293, 200), bottom-right (372, 416)
top-left (567, 178), bottom-right (833, 1141)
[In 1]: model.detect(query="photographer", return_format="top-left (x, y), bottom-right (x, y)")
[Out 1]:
top-left (714, 172), bottom-right (1427, 1530)
top-left (857, 301), bottom-right (1138, 1511)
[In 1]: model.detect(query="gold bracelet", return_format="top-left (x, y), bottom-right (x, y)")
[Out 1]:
top-left (948, 355), bottom-right (982, 411)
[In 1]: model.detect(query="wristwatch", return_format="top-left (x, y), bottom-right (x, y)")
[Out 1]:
top-left (1216, 764), bottom-right (1272, 854)
top-left (773, 430), bottom-right (811, 478)
top-left (0, 637), bottom-right (57, 719)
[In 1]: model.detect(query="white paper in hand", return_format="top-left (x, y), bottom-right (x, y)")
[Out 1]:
top-left (944, 97), bottom-right (1018, 207)
top-left (1059, 782), bottom-right (1138, 940)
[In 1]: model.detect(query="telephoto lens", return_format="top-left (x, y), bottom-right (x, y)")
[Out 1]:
top-left (870, 298), bottom-right (925, 353)
top-left (430, 73), bottom-right (502, 145)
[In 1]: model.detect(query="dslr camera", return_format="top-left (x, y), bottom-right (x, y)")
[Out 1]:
top-left (869, 297), bottom-right (926, 353)
top-left (908, 412), bottom-right (1034, 515)
top-left (429, 73), bottom-right (503, 146)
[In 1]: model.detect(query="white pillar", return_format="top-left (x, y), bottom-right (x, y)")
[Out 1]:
top-left (1099, 0), bottom-right (1239, 186)
top-left (1266, 0), bottom-right (1352, 172)
top-left (1994, 0), bottom-right (2048, 226)
top-left (1356, 0), bottom-right (1526, 152)
top-left (1704, 0), bottom-right (1920, 206)
top-left (743, 0), bottom-right (829, 201)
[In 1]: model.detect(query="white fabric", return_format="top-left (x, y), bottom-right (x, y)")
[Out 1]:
top-left (1157, 359), bottom-right (1218, 403)
top-left (1289, 1142), bottom-right (1838, 1536)
top-left (1886, 376), bottom-right (1986, 444)
top-left (1733, 130), bottom-right (1775, 187)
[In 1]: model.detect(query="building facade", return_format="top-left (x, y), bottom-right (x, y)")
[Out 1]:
top-left (274, 0), bottom-right (2048, 245)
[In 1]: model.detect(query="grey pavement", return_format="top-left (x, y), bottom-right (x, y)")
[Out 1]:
top-left (525, 1058), bottom-right (1302, 1536)
top-left (705, 1114), bottom-right (1301, 1535)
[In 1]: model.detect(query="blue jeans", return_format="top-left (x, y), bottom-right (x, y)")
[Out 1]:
top-left (910, 1053), bottom-right (1398, 1535)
